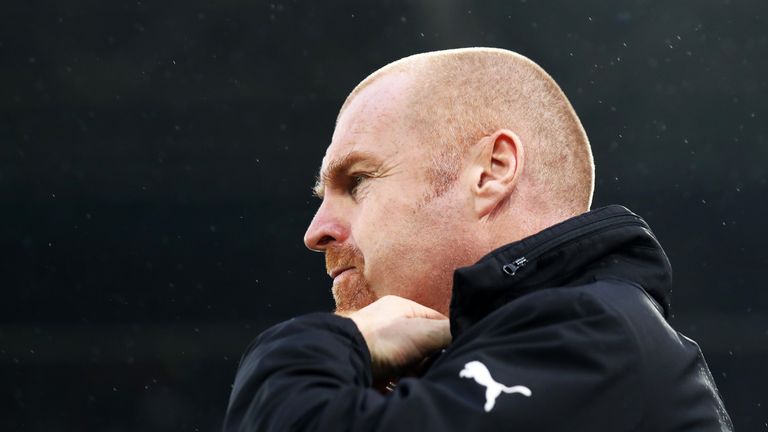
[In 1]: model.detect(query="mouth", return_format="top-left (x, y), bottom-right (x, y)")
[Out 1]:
top-left (330, 266), bottom-right (354, 279)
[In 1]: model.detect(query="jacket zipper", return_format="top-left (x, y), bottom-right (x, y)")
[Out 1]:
top-left (502, 213), bottom-right (646, 276)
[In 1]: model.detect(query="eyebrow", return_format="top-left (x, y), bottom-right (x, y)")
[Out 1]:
top-left (313, 150), bottom-right (381, 199)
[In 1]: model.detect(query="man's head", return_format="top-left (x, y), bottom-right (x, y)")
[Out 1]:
top-left (304, 48), bottom-right (594, 315)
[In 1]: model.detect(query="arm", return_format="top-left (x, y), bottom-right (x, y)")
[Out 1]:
top-left (224, 291), bottom-right (643, 432)
top-left (223, 296), bottom-right (454, 432)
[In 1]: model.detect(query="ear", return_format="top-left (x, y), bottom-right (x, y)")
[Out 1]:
top-left (470, 129), bottom-right (524, 218)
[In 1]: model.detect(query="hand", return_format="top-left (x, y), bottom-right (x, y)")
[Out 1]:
top-left (344, 295), bottom-right (452, 382)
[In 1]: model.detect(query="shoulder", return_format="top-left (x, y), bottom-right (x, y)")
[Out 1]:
top-left (455, 278), bottom-right (655, 347)
top-left (446, 279), bottom-right (651, 385)
top-left (431, 280), bottom-right (650, 430)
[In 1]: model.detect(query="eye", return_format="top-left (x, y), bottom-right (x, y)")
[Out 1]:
top-left (348, 174), bottom-right (369, 198)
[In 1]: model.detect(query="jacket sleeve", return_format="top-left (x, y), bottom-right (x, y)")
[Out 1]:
top-left (223, 289), bottom-right (645, 432)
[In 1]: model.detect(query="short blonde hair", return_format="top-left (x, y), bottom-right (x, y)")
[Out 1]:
top-left (340, 48), bottom-right (595, 214)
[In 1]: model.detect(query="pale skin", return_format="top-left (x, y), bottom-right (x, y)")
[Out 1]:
top-left (304, 71), bottom-right (552, 382)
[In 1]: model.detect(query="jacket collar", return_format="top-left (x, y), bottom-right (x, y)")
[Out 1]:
top-left (449, 205), bottom-right (673, 338)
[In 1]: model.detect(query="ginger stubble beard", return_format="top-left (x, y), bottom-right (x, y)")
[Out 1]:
top-left (326, 243), bottom-right (377, 313)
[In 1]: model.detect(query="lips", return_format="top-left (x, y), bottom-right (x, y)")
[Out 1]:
top-left (330, 267), bottom-right (354, 279)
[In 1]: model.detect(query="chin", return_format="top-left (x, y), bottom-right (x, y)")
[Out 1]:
top-left (332, 278), bottom-right (378, 313)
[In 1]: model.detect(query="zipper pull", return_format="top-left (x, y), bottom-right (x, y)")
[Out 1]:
top-left (502, 257), bottom-right (528, 276)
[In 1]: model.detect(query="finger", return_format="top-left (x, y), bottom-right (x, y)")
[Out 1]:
top-left (408, 303), bottom-right (449, 321)
top-left (382, 295), bottom-right (449, 320)
top-left (408, 317), bottom-right (452, 351)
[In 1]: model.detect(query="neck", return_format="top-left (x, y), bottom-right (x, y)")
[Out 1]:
top-left (482, 207), bottom-right (575, 253)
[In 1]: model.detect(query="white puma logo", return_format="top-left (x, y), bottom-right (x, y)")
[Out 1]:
top-left (459, 360), bottom-right (532, 412)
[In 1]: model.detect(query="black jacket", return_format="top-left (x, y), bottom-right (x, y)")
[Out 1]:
top-left (223, 205), bottom-right (733, 431)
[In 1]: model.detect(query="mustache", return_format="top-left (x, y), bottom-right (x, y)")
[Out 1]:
top-left (325, 243), bottom-right (365, 276)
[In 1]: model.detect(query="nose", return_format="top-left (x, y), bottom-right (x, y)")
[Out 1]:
top-left (303, 201), bottom-right (349, 252)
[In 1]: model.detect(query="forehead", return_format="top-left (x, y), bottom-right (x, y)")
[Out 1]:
top-left (322, 72), bottom-right (419, 168)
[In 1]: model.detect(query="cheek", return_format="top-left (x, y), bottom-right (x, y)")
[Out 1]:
top-left (350, 179), bottom-right (465, 289)
top-left (351, 197), bottom-right (418, 280)
top-left (357, 206), bottom-right (441, 290)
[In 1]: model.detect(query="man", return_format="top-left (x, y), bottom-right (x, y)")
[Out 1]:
top-left (224, 48), bottom-right (732, 431)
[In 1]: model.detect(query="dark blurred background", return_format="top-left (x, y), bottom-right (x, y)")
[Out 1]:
top-left (1, 0), bottom-right (766, 430)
